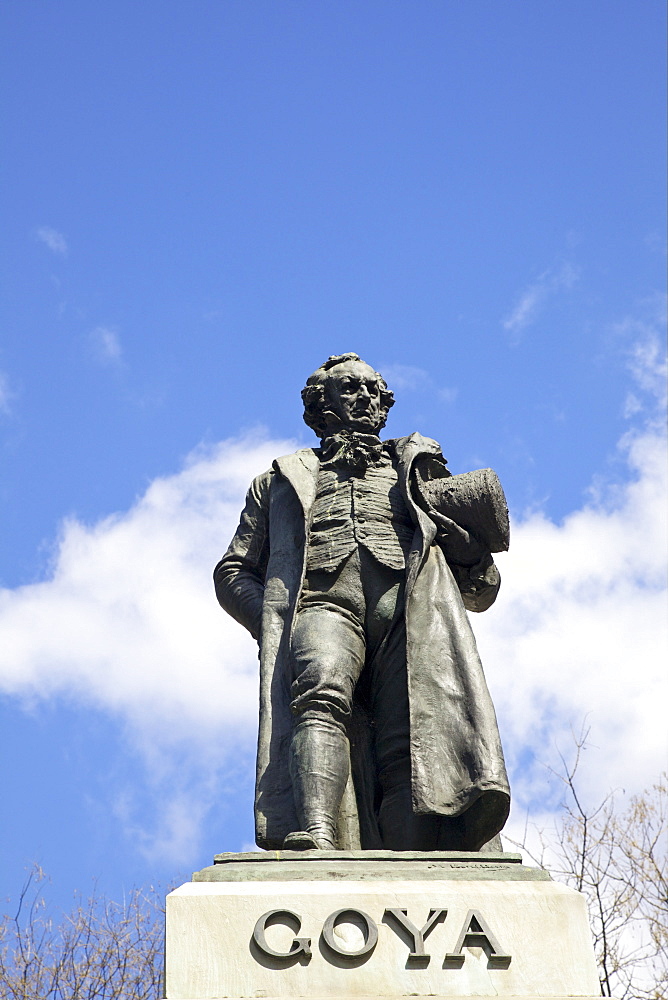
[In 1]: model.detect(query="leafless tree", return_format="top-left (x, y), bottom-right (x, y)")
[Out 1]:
top-left (3, 749), bottom-right (666, 998)
top-left (512, 730), bottom-right (667, 999)
top-left (0, 867), bottom-right (163, 999)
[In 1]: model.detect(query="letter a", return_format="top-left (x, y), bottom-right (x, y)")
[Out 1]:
top-left (445, 909), bottom-right (511, 965)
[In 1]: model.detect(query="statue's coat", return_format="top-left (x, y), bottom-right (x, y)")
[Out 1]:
top-left (215, 433), bottom-right (510, 850)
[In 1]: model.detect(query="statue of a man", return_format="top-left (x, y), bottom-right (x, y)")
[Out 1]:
top-left (215, 353), bottom-right (510, 852)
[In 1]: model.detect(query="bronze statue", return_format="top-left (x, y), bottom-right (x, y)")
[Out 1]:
top-left (215, 354), bottom-right (510, 852)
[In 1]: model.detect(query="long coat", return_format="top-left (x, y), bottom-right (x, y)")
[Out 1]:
top-left (215, 432), bottom-right (510, 850)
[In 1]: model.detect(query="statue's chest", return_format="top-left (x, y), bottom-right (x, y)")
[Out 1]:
top-left (311, 463), bottom-right (408, 528)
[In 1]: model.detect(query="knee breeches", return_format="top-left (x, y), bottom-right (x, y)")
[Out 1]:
top-left (290, 546), bottom-right (411, 795)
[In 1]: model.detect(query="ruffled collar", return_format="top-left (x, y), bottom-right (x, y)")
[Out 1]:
top-left (318, 430), bottom-right (385, 475)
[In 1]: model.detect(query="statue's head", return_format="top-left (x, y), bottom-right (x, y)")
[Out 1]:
top-left (301, 353), bottom-right (395, 437)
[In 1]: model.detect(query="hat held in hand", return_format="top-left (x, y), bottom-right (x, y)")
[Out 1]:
top-left (417, 467), bottom-right (510, 553)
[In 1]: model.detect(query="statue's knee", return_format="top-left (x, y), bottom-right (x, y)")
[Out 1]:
top-left (290, 659), bottom-right (356, 718)
top-left (289, 693), bottom-right (352, 732)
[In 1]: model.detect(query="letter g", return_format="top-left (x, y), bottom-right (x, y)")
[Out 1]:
top-left (252, 910), bottom-right (312, 960)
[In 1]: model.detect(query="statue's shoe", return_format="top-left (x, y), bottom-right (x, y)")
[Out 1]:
top-left (282, 831), bottom-right (334, 851)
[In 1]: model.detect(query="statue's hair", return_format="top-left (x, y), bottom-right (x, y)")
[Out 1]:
top-left (301, 352), bottom-right (395, 437)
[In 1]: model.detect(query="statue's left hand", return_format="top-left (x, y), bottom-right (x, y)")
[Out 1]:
top-left (451, 552), bottom-right (501, 612)
top-left (429, 510), bottom-right (486, 566)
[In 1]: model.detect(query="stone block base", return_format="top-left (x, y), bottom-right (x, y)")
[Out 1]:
top-left (165, 851), bottom-right (601, 1000)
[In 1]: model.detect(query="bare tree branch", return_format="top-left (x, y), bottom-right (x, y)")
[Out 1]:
top-left (510, 734), bottom-right (667, 999)
top-left (0, 869), bottom-right (164, 999)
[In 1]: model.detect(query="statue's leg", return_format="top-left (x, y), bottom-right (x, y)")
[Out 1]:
top-left (371, 635), bottom-right (443, 850)
top-left (287, 718), bottom-right (351, 850)
top-left (366, 576), bottom-right (457, 850)
top-left (356, 552), bottom-right (435, 850)
top-left (374, 650), bottom-right (503, 851)
top-left (373, 647), bottom-right (465, 850)
top-left (287, 556), bottom-right (366, 850)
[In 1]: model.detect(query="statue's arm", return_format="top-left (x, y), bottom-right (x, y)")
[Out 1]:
top-left (449, 553), bottom-right (500, 613)
top-left (411, 452), bottom-right (501, 613)
top-left (214, 471), bottom-right (271, 641)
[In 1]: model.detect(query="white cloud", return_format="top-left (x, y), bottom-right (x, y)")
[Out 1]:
top-left (90, 326), bottom-right (123, 364)
top-left (478, 417), bottom-right (667, 818)
top-left (477, 330), bottom-right (667, 829)
top-left (0, 334), bottom-right (665, 861)
top-left (0, 433), bottom-right (297, 858)
top-left (0, 371), bottom-right (13, 415)
top-left (0, 434), bottom-right (293, 735)
top-left (437, 386), bottom-right (458, 405)
top-left (379, 363), bottom-right (457, 405)
top-left (36, 226), bottom-right (68, 255)
top-left (379, 363), bottom-right (430, 391)
top-left (616, 302), bottom-right (667, 412)
top-left (502, 261), bottom-right (579, 339)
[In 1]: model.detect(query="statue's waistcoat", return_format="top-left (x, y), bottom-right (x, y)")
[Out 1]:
top-left (307, 454), bottom-right (414, 574)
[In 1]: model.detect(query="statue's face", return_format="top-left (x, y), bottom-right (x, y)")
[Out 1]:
top-left (323, 360), bottom-right (383, 433)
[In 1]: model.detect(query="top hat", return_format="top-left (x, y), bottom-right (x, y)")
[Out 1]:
top-left (417, 467), bottom-right (510, 553)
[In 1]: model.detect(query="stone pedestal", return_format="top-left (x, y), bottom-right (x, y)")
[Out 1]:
top-left (165, 851), bottom-right (601, 1000)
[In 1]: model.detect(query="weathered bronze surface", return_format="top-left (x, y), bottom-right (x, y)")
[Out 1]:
top-left (214, 354), bottom-right (510, 852)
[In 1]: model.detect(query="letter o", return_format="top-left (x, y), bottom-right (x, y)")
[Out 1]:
top-left (252, 910), bottom-right (311, 960)
top-left (321, 908), bottom-right (378, 958)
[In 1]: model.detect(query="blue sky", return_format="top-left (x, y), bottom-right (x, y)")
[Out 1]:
top-left (1, 1), bottom-right (666, 914)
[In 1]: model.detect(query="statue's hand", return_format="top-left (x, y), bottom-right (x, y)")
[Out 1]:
top-left (429, 510), bottom-right (486, 566)
top-left (451, 553), bottom-right (501, 612)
